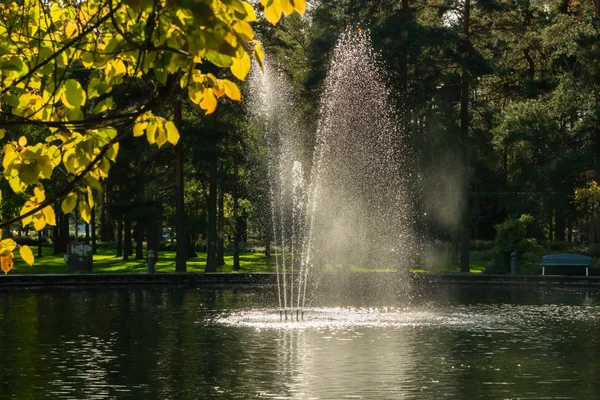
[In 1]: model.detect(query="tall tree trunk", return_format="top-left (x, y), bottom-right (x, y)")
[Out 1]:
top-left (459, 0), bottom-right (471, 273)
top-left (38, 229), bottom-right (43, 258)
top-left (116, 217), bottom-right (123, 257)
top-left (85, 222), bottom-right (90, 244)
top-left (91, 206), bottom-right (97, 253)
top-left (60, 212), bottom-right (69, 253)
top-left (136, 222), bottom-right (144, 260)
top-left (205, 152), bottom-right (218, 272)
top-left (547, 207), bottom-right (554, 241)
top-left (53, 222), bottom-right (60, 255)
top-left (217, 171), bottom-right (226, 266)
top-left (233, 162), bottom-right (240, 271)
top-left (174, 100), bottom-right (187, 272)
top-left (555, 204), bottom-right (565, 242)
top-left (147, 213), bottom-right (160, 260)
top-left (124, 217), bottom-right (132, 261)
top-left (100, 186), bottom-right (114, 242)
top-left (399, 0), bottom-right (410, 131)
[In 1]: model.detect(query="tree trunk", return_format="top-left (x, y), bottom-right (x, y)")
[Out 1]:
top-left (459, 0), bottom-right (471, 273)
top-left (60, 212), bottom-right (69, 253)
top-left (555, 204), bottom-right (565, 242)
top-left (38, 229), bottom-right (43, 258)
top-left (100, 186), bottom-right (114, 242)
top-left (233, 163), bottom-right (240, 271)
top-left (116, 217), bottom-right (123, 257)
top-left (265, 239), bottom-right (271, 267)
top-left (91, 206), bottom-right (97, 253)
top-left (124, 217), bottom-right (132, 261)
top-left (205, 152), bottom-right (218, 272)
top-left (174, 100), bottom-right (187, 272)
top-left (53, 222), bottom-right (60, 255)
top-left (85, 222), bottom-right (90, 244)
top-left (547, 207), bottom-right (554, 241)
top-left (136, 222), bottom-right (144, 260)
top-left (147, 214), bottom-right (160, 261)
top-left (217, 172), bottom-right (226, 266)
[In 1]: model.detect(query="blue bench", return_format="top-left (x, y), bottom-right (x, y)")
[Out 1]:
top-left (542, 254), bottom-right (592, 276)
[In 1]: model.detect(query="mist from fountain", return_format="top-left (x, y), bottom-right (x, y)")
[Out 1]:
top-left (249, 28), bottom-right (421, 320)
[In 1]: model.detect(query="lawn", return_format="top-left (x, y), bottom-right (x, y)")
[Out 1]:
top-left (9, 246), bottom-right (274, 274)
top-left (7, 245), bottom-right (491, 275)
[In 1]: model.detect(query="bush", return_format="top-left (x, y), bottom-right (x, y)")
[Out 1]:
top-left (546, 241), bottom-right (577, 252)
top-left (472, 240), bottom-right (494, 251)
top-left (14, 236), bottom-right (46, 246)
top-left (486, 214), bottom-right (541, 274)
top-left (584, 245), bottom-right (600, 258)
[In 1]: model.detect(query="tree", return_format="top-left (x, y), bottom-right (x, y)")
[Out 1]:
top-left (0, 0), bottom-right (306, 272)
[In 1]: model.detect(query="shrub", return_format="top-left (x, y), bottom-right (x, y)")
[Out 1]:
top-left (486, 214), bottom-right (540, 274)
top-left (472, 240), bottom-right (495, 251)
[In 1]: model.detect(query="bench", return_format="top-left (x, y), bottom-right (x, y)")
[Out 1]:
top-left (542, 254), bottom-right (592, 276)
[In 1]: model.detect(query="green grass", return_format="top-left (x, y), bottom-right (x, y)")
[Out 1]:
top-left (7, 245), bottom-right (491, 275)
top-left (9, 246), bottom-right (274, 274)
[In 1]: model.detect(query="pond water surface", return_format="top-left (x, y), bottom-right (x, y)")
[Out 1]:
top-left (1, 284), bottom-right (599, 399)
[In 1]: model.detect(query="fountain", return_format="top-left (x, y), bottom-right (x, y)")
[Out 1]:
top-left (250, 28), bottom-right (422, 320)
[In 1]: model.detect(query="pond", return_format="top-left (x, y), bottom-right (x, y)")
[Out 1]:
top-left (1, 284), bottom-right (599, 399)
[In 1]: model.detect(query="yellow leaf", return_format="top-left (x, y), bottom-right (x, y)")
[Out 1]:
top-left (261, 0), bottom-right (283, 24)
top-left (1, 239), bottom-right (17, 254)
top-left (254, 42), bottom-right (265, 61)
top-left (279, 0), bottom-right (294, 15)
top-left (200, 88), bottom-right (217, 114)
top-left (1, 253), bottom-right (14, 274)
top-left (61, 192), bottom-right (77, 214)
top-left (33, 213), bottom-right (46, 231)
top-left (19, 245), bottom-right (34, 267)
top-left (165, 121), bottom-right (180, 145)
top-left (146, 120), bottom-right (157, 145)
top-left (233, 21), bottom-right (254, 41)
top-left (87, 186), bottom-right (95, 209)
top-left (65, 21), bottom-right (78, 38)
top-left (293, 0), bottom-right (306, 13)
top-left (0, 129), bottom-right (5, 140)
top-left (20, 201), bottom-right (35, 227)
top-left (61, 79), bottom-right (86, 108)
top-left (18, 136), bottom-right (27, 147)
top-left (33, 186), bottom-right (45, 203)
top-left (222, 80), bottom-right (241, 101)
top-left (80, 201), bottom-right (91, 223)
top-left (156, 121), bottom-right (167, 147)
top-left (230, 52), bottom-right (251, 80)
top-left (42, 205), bottom-right (56, 226)
top-left (106, 59), bottom-right (127, 79)
top-left (243, 1), bottom-right (258, 21)
top-left (133, 121), bottom-right (148, 137)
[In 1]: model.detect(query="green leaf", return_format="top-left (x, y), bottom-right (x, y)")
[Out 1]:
top-left (61, 79), bottom-right (86, 109)
top-left (93, 97), bottom-right (116, 114)
top-left (61, 192), bottom-right (77, 214)
top-left (18, 162), bottom-right (39, 185)
top-left (87, 77), bottom-right (111, 99)
top-left (205, 51), bottom-right (233, 68)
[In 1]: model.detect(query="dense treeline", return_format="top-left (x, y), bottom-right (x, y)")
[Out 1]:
top-left (4, 0), bottom-right (600, 273)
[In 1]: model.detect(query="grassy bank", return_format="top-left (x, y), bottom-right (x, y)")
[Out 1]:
top-left (8, 245), bottom-right (489, 275)
top-left (9, 247), bottom-right (272, 274)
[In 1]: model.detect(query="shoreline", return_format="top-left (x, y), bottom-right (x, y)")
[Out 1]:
top-left (1, 272), bottom-right (600, 288)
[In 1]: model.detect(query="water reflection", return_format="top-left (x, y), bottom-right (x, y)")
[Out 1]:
top-left (0, 286), bottom-right (600, 399)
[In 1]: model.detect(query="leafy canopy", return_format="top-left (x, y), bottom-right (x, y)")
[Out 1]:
top-left (0, 0), bottom-right (306, 272)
